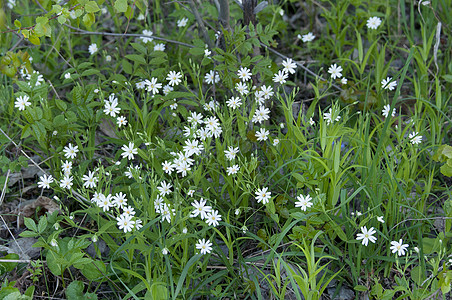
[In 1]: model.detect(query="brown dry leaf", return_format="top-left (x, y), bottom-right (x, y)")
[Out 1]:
top-left (17, 196), bottom-right (60, 225)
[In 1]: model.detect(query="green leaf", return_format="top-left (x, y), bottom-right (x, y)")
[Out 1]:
top-left (35, 17), bottom-right (51, 37)
top-left (114, 0), bottom-right (128, 12)
top-left (46, 251), bottom-right (62, 276)
top-left (410, 266), bottom-right (425, 286)
top-left (57, 15), bottom-right (67, 24)
top-left (55, 99), bottom-right (67, 111)
top-left (85, 1), bottom-right (100, 13)
top-left (81, 69), bottom-right (100, 76)
top-left (14, 19), bottom-right (21, 27)
top-left (125, 54), bottom-right (146, 65)
top-left (80, 260), bottom-right (106, 281)
top-left (19, 230), bottom-right (38, 238)
top-left (0, 253), bottom-right (19, 275)
top-left (131, 42), bottom-right (147, 54)
top-left (122, 59), bottom-right (133, 74)
top-left (188, 47), bottom-right (205, 56)
top-left (442, 74), bottom-right (452, 83)
top-left (37, 215), bottom-right (48, 234)
top-left (354, 285), bottom-right (368, 292)
top-left (66, 281), bottom-right (85, 300)
top-left (24, 217), bottom-right (38, 232)
top-left (82, 13), bottom-right (95, 27)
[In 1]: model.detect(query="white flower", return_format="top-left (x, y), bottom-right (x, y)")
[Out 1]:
top-left (367, 17), bottom-right (382, 30)
top-left (64, 73), bottom-right (71, 79)
top-left (282, 58), bottom-right (297, 74)
top-left (295, 194), bottom-right (313, 211)
top-left (123, 205), bottom-right (136, 216)
top-left (191, 198), bottom-right (211, 219)
top-left (187, 190), bottom-right (195, 197)
top-left (63, 143), bottom-right (79, 159)
top-left (182, 227), bottom-right (188, 234)
top-left (146, 77), bottom-right (162, 94)
top-left (261, 85), bottom-right (274, 100)
top-left (82, 171), bottom-right (97, 188)
top-left (61, 160), bottom-right (72, 175)
top-left (59, 175), bottom-right (73, 189)
top-left (88, 43), bottom-right (98, 55)
top-left (224, 146), bottom-right (239, 160)
top-left (117, 116), bottom-right (128, 127)
top-left (154, 43), bottom-right (165, 51)
top-left (161, 247), bottom-right (169, 255)
top-left (177, 17), bottom-right (188, 27)
top-left (188, 112), bottom-right (204, 126)
top-left (227, 165), bottom-right (240, 175)
top-left (204, 70), bottom-right (220, 84)
top-left (113, 192), bottom-right (128, 209)
top-left (50, 239), bottom-right (58, 247)
top-left (204, 48), bottom-right (211, 57)
top-left (252, 106), bottom-right (270, 124)
top-left (409, 132), bottom-right (422, 145)
top-left (121, 142), bottom-right (138, 160)
top-left (162, 161), bottom-right (175, 174)
top-left (15, 95), bottom-right (31, 111)
top-left (235, 82), bottom-right (249, 95)
top-left (175, 161), bottom-right (191, 177)
top-left (273, 70), bottom-right (288, 84)
top-left (136, 80), bottom-right (146, 89)
top-left (196, 238), bottom-right (213, 255)
top-left (273, 139), bottom-right (279, 146)
top-left (309, 117), bottom-right (315, 126)
top-left (183, 139), bottom-right (203, 157)
top-left (323, 108), bottom-right (341, 125)
top-left (104, 97), bottom-right (121, 117)
top-left (98, 194), bottom-right (113, 211)
top-left (160, 203), bottom-right (174, 223)
top-left (255, 187), bottom-right (271, 204)
top-left (381, 77), bottom-right (397, 90)
top-left (157, 181), bottom-right (172, 196)
top-left (255, 128), bottom-right (270, 141)
top-left (356, 226), bottom-right (377, 246)
top-left (166, 71), bottom-right (182, 86)
top-left (377, 216), bottom-right (385, 223)
top-left (38, 174), bottom-right (54, 189)
top-left (154, 195), bottom-right (164, 213)
top-left (163, 84), bottom-right (173, 95)
top-left (116, 213), bottom-right (135, 233)
top-left (237, 67), bottom-right (252, 81)
top-left (226, 97), bottom-right (242, 109)
top-left (390, 239), bottom-right (409, 256)
top-left (328, 64), bottom-right (343, 79)
top-left (382, 104), bottom-right (396, 118)
top-left (205, 210), bottom-right (222, 227)
top-left (135, 219), bottom-right (143, 230)
top-left (140, 29), bottom-right (153, 43)
top-left (341, 78), bottom-right (348, 85)
top-left (106, 55), bottom-right (112, 62)
top-left (301, 32), bottom-right (315, 42)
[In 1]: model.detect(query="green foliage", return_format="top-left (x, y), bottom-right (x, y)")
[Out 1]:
top-left (1, 0), bottom-right (451, 298)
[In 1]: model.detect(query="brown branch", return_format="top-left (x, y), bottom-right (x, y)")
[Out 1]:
top-left (64, 24), bottom-right (194, 48)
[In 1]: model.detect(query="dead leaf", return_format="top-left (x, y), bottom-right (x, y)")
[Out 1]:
top-left (17, 196), bottom-right (60, 225)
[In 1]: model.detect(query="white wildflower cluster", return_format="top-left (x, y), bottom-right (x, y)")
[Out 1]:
top-left (356, 226), bottom-right (409, 256)
top-left (102, 93), bottom-right (129, 128)
top-left (90, 191), bottom-right (143, 233)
